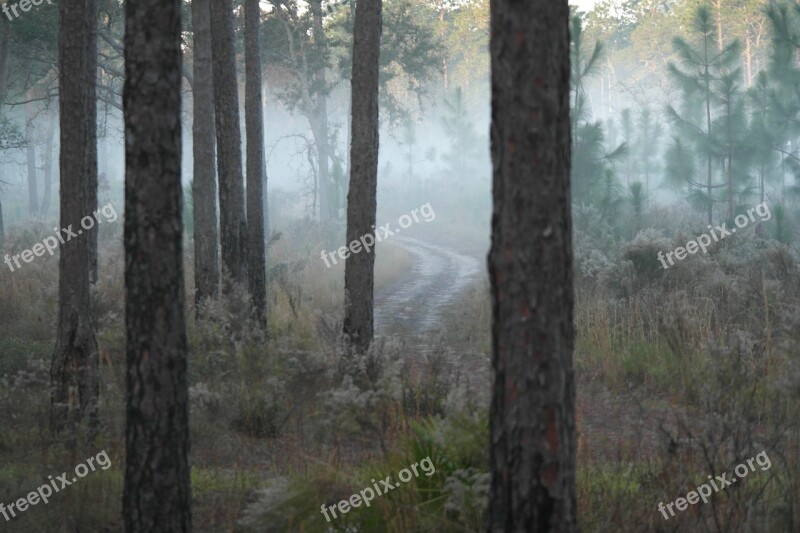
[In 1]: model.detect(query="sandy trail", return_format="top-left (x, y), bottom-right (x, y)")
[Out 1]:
top-left (374, 236), bottom-right (481, 338)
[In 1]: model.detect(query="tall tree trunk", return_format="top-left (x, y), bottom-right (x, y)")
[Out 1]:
top-left (727, 98), bottom-right (734, 219)
top-left (0, 17), bottom-right (9, 100)
top-left (51, 0), bottom-right (99, 436)
top-left (25, 99), bottom-right (39, 218)
top-left (191, 0), bottom-right (220, 306)
top-left (439, 1), bottom-right (449, 90)
top-left (488, 1), bottom-right (576, 531)
top-left (210, 0), bottom-right (247, 288)
top-left (122, 0), bottom-right (192, 529)
top-left (744, 30), bottom-right (752, 87)
top-left (310, 0), bottom-right (333, 224)
top-left (41, 106), bottom-right (56, 218)
top-left (704, 41), bottom-right (713, 226)
top-left (0, 19), bottom-right (7, 254)
top-left (87, 5), bottom-right (98, 285)
top-left (245, 0), bottom-right (267, 325)
top-left (343, 0), bottom-right (382, 352)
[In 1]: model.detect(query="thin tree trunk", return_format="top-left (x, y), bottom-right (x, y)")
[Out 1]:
top-left (41, 106), bottom-right (56, 218)
top-left (440, 1), bottom-right (448, 90)
top-left (704, 40), bottom-right (713, 225)
top-left (191, 0), bottom-right (220, 306)
top-left (122, 0), bottom-right (192, 529)
top-left (488, 0), bottom-right (576, 531)
top-left (744, 30), bottom-right (752, 87)
top-left (343, 0), bottom-right (382, 352)
top-left (310, 0), bottom-right (333, 224)
top-left (210, 0), bottom-right (247, 288)
top-left (727, 97), bottom-right (734, 218)
top-left (25, 99), bottom-right (39, 218)
top-left (245, 0), bottom-right (267, 325)
top-left (51, 0), bottom-right (99, 436)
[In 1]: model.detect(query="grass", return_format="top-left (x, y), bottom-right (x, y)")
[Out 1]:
top-left (1, 203), bottom-right (799, 532)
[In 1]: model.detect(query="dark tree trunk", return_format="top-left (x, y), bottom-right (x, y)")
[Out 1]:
top-left (310, 0), bottom-right (334, 224)
top-left (343, 0), bottom-right (382, 352)
top-left (0, 16), bottom-right (5, 252)
top-left (25, 100), bottom-right (38, 218)
top-left (210, 0), bottom-right (247, 288)
top-left (191, 0), bottom-right (220, 306)
top-left (87, 4), bottom-right (98, 285)
top-left (487, 1), bottom-right (576, 531)
top-left (122, 0), bottom-right (192, 530)
top-left (245, 0), bottom-right (267, 325)
top-left (41, 107), bottom-right (56, 218)
top-left (0, 17), bottom-right (9, 100)
top-left (51, 0), bottom-right (99, 436)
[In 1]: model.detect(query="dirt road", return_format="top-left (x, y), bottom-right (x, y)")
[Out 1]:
top-left (374, 236), bottom-right (481, 338)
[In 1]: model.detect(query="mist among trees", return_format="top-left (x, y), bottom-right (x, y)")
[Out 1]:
top-left (0, 0), bottom-right (798, 531)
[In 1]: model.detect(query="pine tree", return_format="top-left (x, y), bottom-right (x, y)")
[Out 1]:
top-left (210, 0), bottom-right (248, 289)
top-left (488, 0), bottom-right (576, 529)
top-left (245, 0), bottom-right (268, 325)
top-left (570, 15), bottom-right (626, 208)
top-left (343, 0), bottom-right (382, 352)
top-left (122, 0), bottom-right (192, 528)
top-left (667, 4), bottom-right (740, 224)
top-left (51, 0), bottom-right (99, 436)
top-left (191, 0), bottom-right (220, 306)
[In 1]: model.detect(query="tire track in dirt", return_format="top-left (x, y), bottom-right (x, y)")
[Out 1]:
top-left (374, 236), bottom-right (481, 339)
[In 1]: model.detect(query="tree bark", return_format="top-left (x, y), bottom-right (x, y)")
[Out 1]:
top-left (343, 0), bottom-right (382, 352)
top-left (25, 99), bottom-right (39, 218)
top-left (122, 0), bottom-right (192, 529)
top-left (210, 0), bottom-right (247, 288)
top-left (51, 0), bottom-right (99, 436)
top-left (488, 1), bottom-right (576, 531)
top-left (191, 0), bottom-right (220, 306)
top-left (245, 0), bottom-right (268, 325)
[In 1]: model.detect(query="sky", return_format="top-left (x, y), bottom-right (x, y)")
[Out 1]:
top-left (573, 0), bottom-right (599, 12)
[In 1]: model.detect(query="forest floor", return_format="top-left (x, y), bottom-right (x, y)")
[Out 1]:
top-left (377, 236), bottom-right (672, 462)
